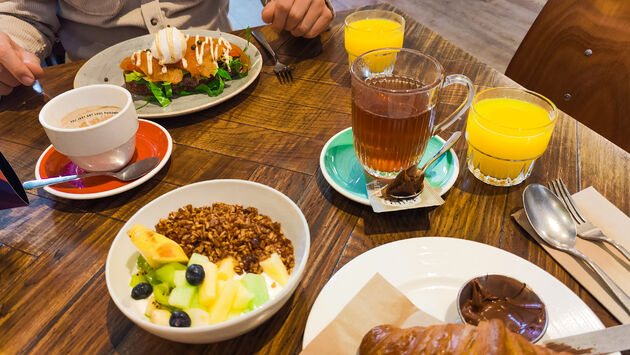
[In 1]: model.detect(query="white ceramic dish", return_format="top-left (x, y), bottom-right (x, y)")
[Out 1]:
top-left (74, 30), bottom-right (262, 119)
top-left (106, 180), bottom-right (310, 343)
top-left (303, 237), bottom-right (605, 348)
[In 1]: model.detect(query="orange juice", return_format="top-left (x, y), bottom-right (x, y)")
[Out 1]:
top-left (344, 18), bottom-right (404, 68)
top-left (466, 96), bottom-right (557, 185)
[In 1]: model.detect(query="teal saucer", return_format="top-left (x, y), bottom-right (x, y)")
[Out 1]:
top-left (320, 127), bottom-right (459, 205)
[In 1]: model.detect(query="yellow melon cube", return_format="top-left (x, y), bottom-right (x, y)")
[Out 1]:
top-left (260, 252), bottom-right (289, 286)
top-left (199, 262), bottom-right (218, 307)
top-left (187, 308), bottom-right (211, 327)
top-left (217, 257), bottom-right (236, 281)
top-left (209, 279), bottom-right (239, 324)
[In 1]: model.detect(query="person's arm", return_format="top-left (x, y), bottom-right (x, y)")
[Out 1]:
top-left (0, 1), bottom-right (59, 95)
top-left (261, 0), bottom-right (334, 38)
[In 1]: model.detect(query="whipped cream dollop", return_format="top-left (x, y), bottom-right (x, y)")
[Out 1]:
top-left (150, 27), bottom-right (187, 64)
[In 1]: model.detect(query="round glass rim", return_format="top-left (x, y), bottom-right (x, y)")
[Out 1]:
top-left (343, 9), bottom-right (405, 32)
top-left (350, 47), bottom-right (444, 94)
top-left (471, 87), bottom-right (559, 131)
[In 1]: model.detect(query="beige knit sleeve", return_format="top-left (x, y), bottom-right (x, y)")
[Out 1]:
top-left (0, 0), bottom-right (60, 60)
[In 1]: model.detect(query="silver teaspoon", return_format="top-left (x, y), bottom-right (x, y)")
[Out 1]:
top-left (523, 184), bottom-right (630, 312)
top-left (23, 156), bottom-right (160, 189)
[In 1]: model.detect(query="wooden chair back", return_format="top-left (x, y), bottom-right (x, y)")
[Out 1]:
top-left (506, 0), bottom-right (630, 152)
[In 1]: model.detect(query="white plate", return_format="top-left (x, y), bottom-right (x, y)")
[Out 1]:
top-left (34, 119), bottom-right (172, 200)
top-left (303, 237), bottom-right (605, 348)
top-left (74, 30), bottom-right (262, 119)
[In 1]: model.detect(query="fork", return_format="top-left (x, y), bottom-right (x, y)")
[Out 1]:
top-left (548, 178), bottom-right (630, 262)
top-left (251, 30), bottom-right (293, 84)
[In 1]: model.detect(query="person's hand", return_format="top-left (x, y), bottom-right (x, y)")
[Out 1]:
top-left (0, 32), bottom-right (43, 96)
top-left (261, 0), bottom-right (333, 38)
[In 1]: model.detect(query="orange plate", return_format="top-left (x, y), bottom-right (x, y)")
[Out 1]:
top-left (38, 120), bottom-right (170, 195)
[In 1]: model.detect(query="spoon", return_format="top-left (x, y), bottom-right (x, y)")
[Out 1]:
top-left (385, 131), bottom-right (461, 199)
top-left (22, 156), bottom-right (160, 189)
top-left (523, 184), bottom-right (630, 312)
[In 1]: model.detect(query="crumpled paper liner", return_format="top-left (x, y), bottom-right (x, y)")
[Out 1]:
top-left (366, 176), bottom-right (445, 213)
top-left (301, 273), bottom-right (441, 354)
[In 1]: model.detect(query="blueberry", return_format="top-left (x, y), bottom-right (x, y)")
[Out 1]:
top-left (186, 264), bottom-right (205, 285)
top-left (131, 282), bottom-right (152, 300)
top-left (169, 311), bottom-right (191, 327)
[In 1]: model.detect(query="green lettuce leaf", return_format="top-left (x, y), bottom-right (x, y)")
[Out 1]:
top-left (216, 68), bottom-right (231, 81)
top-left (147, 81), bottom-right (171, 107)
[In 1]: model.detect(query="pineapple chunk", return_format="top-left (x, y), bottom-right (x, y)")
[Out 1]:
top-left (260, 253), bottom-right (289, 286)
top-left (127, 224), bottom-right (188, 268)
top-left (217, 257), bottom-right (236, 281)
top-left (209, 279), bottom-right (239, 324)
top-left (186, 253), bottom-right (219, 307)
top-left (199, 262), bottom-right (218, 307)
top-left (150, 309), bottom-right (172, 326)
top-left (187, 308), bottom-right (211, 327)
top-left (232, 283), bottom-right (254, 311)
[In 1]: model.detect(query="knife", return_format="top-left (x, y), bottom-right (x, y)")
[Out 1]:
top-left (543, 324), bottom-right (630, 354)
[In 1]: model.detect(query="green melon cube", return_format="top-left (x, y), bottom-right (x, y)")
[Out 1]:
top-left (188, 253), bottom-right (211, 267)
top-left (174, 270), bottom-right (187, 288)
top-left (154, 262), bottom-right (187, 288)
top-left (168, 284), bottom-right (197, 309)
top-left (241, 273), bottom-right (269, 310)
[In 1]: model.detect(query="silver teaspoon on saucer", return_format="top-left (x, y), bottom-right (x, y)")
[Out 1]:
top-left (383, 131), bottom-right (461, 199)
top-left (23, 156), bottom-right (160, 189)
top-left (523, 183), bottom-right (630, 312)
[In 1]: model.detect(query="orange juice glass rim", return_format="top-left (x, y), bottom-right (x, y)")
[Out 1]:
top-left (471, 87), bottom-right (559, 131)
top-left (350, 48), bottom-right (444, 94)
top-left (344, 9), bottom-right (405, 32)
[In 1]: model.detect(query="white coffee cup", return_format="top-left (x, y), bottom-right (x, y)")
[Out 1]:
top-left (39, 84), bottom-right (138, 172)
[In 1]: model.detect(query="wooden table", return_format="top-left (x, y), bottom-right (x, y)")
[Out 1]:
top-left (1, 4), bottom-right (627, 354)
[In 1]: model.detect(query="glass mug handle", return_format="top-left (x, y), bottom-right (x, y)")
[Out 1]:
top-left (433, 74), bottom-right (475, 134)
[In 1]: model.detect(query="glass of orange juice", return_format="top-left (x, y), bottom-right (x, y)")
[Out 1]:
top-left (344, 10), bottom-right (405, 69)
top-left (465, 87), bottom-right (558, 186)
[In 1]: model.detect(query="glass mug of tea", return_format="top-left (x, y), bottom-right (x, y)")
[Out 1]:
top-left (351, 48), bottom-right (475, 179)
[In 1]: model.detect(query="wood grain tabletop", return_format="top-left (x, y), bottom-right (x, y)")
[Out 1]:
top-left (1, 3), bottom-right (628, 354)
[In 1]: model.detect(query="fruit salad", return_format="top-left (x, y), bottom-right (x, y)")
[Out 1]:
top-left (126, 224), bottom-right (290, 327)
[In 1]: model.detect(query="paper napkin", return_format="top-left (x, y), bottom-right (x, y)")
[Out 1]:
top-left (513, 187), bottom-right (630, 323)
top-left (300, 273), bottom-right (441, 354)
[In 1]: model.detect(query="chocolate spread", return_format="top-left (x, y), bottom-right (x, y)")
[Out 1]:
top-left (381, 165), bottom-right (424, 198)
top-left (460, 275), bottom-right (547, 342)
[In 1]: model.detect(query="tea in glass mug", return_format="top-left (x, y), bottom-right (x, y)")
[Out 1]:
top-left (350, 48), bottom-right (475, 179)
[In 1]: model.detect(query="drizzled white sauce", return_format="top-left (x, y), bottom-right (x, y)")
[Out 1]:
top-left (218, 37), bottom-right (232, 51)
top-left (146, 52), bottom-right (153, 75)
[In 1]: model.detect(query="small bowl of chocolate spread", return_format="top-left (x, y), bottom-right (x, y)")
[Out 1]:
top-left (457, 274), bottom-right (548, 343)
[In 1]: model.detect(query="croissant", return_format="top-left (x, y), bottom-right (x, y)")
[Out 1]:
top-left (358, 319), bottom-right (575, 355)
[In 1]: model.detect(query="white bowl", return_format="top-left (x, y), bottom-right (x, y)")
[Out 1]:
top-left (105, 179), bottom-right (310, 343)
